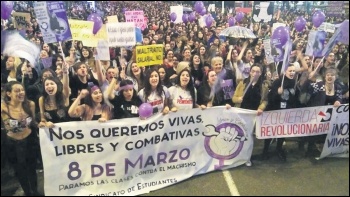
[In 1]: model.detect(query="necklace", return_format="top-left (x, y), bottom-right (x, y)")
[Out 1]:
top-left (326, 84), bottom-right (334, 94)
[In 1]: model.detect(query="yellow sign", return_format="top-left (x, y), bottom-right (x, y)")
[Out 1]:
top-left (107, 15), bottom-right (119, 23)
top-left (81, 24), bottom-right (108, 47)
top-left (136, 44), bottom-right (164, 67)
top-left (68, 19), bottom-right (94, 40)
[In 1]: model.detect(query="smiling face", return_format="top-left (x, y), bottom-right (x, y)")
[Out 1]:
top-left (91, 88), bottom-right (103, 103)
top-left (193, 55), bottom-right (200, 65)
top-left (82, 48), bottom-right (90, 58)
top-left (44, 79), bottom-right (58, 96)
top-left (6, 57), bottom-right (15, 70)
top-left (180, 70), bottom-right (190, 88)
top-left (131, 63), bottom-right (141, 76)
top-left (149, 71), bottom-right (159, 89)
top-left (212, 59), bottom-right (223, 74)
top-left (40, 50), bottom-right (49, 59)
top-left (158, 68), bottom-right (166, 81)
top-left (207, 70), bottom-right (217, 86)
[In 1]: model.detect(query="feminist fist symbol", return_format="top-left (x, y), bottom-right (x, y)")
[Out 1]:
top-left (204, 125), bottom-right (246, 156)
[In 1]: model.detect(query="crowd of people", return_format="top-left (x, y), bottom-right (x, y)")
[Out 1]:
top-left (1, 1), bottom-right (349, 196)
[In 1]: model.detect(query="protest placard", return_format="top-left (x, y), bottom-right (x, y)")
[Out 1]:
top-left (81, 24), bottom-right (108, 47)
top-left (136, 44), bottom-right (163, 67)
top-left (34, 1), bottom-right (72, 43)
top-left (95, 40), bottom-right (110, 60)
top-left (124, 11), bottom-right (144, 29)
top-left (107, 15), bottom-right (119, 23)
top-left (68, 20), bottom-right (94, 40)
top-left (13, 12), bottom-right (31, 29)
top-left (106, 22), bottom-right (136, 47)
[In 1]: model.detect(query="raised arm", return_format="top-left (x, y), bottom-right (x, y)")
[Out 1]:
top-left (236, 41), bottom-right (248, 62)
top-left (95, 59), bottom-right (105, 87)
top-left (68, 89), bottom-right (88, 118)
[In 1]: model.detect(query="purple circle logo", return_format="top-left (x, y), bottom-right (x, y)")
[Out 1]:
top-left (204, 123), bottom-right (245, 160)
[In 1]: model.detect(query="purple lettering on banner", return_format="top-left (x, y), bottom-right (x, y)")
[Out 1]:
top-left (47, 1), bottom-right (72, 42)
top-left (326, 2), bottom-right (344, 17)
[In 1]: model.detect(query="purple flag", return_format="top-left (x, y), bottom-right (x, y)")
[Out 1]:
top-left (34, 1), bottom-right (72, 43)
top-left (322, 20), bottom-right (348, 56)
top-left (281, 39), bottom-right (293, 75)
top-left (41, 57), bottom-right (53, 68)
top-left (47, 1), bottom-right (72, 42)
top-left (337, 20), bottom-right (349, 45)
top-left (305, 31), bottom-right (327, 57)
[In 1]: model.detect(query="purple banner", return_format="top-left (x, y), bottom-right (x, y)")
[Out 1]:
top-left (326, 2), bottom-right (344, 17)
top-left (47, 1), bottom-right (72, 42)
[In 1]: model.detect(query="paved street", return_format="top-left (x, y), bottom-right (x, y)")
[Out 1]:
top-left (2, 137), bottom-right (349, 196)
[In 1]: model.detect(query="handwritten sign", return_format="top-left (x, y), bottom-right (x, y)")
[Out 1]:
top-left (81, 24), bottom-right (108, 47)
top-left (68, 19), bottom-right (94, 41)
top-left (13, 12), bottom-right (31, 29)
top-left (106, 22), bottom-right (136, 47)
top-left (125, 11), bottom-right (144, 29)
top-left (263, 39), bottom-right (275, 64)
top-left (318, 22), bottom-right (336, 33)
top-left (34, 1), bottom-right (72, 43)
top-left (136, 44), bottom-right (163, 67)
top-left (95, 40), bottom-right (110, 60)
top-left (107, 15), bottom-right (119, 23)
top-left (34, 1), bottom-right (57, 43)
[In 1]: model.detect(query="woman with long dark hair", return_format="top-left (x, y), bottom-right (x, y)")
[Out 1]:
top-left (138, 68), bottom-right (170, 115)
top-left (68, 85), bottom-right (112, 122)
top-left (107, 79), bottom-right (143, 119)
top-left (38, 74), bottom-right (70, 128)
top-left (1, 81), bottom-right (39, 196)
top-left (168, 68), bottom-right (198, 111)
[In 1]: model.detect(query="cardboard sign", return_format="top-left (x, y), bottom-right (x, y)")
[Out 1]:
top-left (106, 22), bottom-right (136, 47)
top-left (136, 44), bottom-right (163, 67)
top-left (13, 12), bottom-right (31, 29)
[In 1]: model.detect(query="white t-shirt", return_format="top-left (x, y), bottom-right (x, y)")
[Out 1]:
top-left (168, 86), bottom-right (197, 110)
top-left (138, 85), bottom-right (170, 113)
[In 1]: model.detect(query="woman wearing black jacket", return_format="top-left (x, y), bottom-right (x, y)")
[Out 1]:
top-left (261, 64), bottom-right (301, 161)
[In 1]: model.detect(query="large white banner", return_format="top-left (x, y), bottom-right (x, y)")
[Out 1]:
top-left (40, 107), bottom-right (256, 196)
top-left (320, 105), bottom-right (349, 159)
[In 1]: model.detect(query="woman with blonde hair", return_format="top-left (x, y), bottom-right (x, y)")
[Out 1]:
top-left (5, 56), bottom-right (22, 82)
